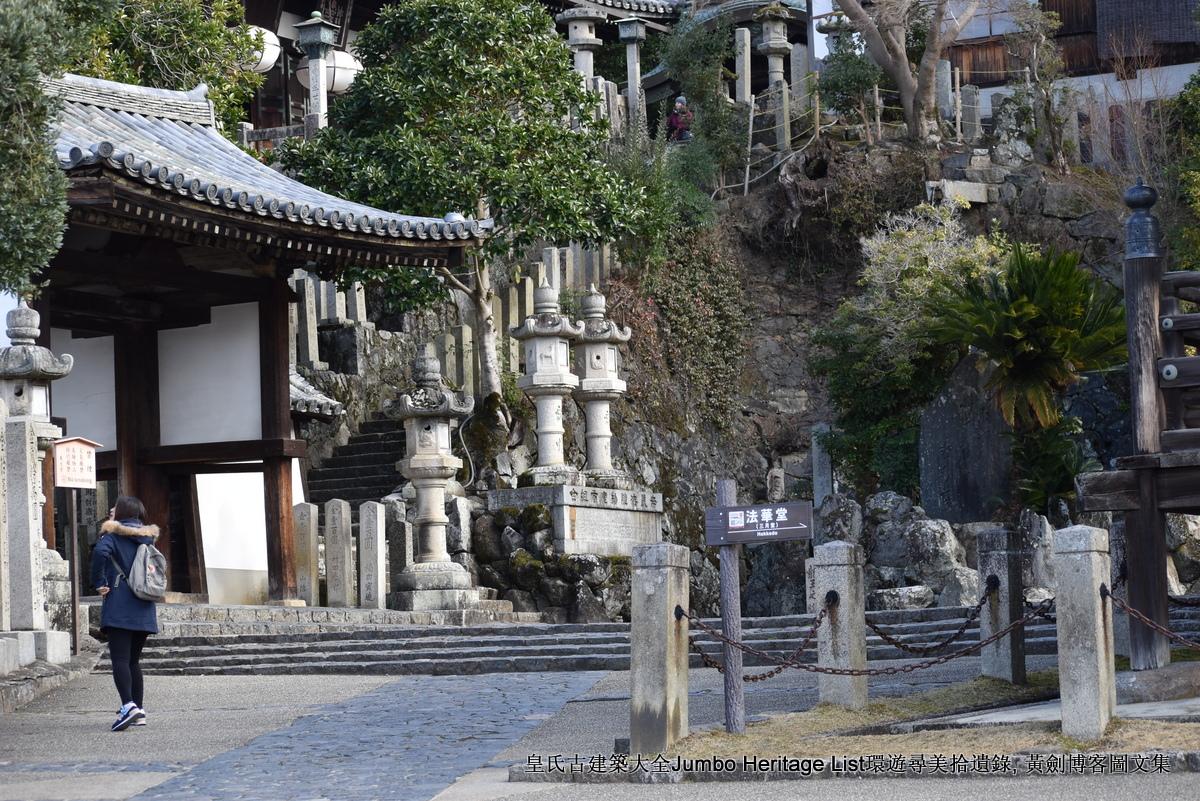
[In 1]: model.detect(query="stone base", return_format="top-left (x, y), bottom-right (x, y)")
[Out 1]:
top-left (519, 465), bottom-right (586, 487)
top-left (31, 630), bottom-right (70, 664)
top-left (395, 560), bottom-right (472, 592)
top-left (583, 469), bottom-right (635, 490)
top-left (266, 599), bottom-right (308, 608)
top-left (0, 631), bottom-right (37, 666)
top-left (488, 484), bottom-right (663, 557)
top-left (391, 588), bottom-right (481, 612)
top-left (1116, 661), bottom-right (1200, 704)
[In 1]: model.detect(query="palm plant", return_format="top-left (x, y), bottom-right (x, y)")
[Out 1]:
top-left (933, 246), bottom-right (1127, 431)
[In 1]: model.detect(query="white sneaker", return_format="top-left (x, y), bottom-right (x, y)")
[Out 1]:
top-left (111, 703), bottom-right (145, 732)
top-left (133, 710), bottom-right (147, 726)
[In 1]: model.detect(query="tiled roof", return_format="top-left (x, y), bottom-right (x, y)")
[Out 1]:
top-left (49, 74), bottom-right (486, 243)
top-left (581, 0), bottom-right (680, 17)
top-left (290, 369), bottom-right (344, 419)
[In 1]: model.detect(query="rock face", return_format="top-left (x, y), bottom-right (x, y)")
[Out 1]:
top-left (815, 494), bottom-right (863, 547)
top-left (868, 585), bottom-right (934, 611)
top-left (1167, 514), bottom-right (1200, 586)
top-left (689, 550), bottom-right (721, 619)
top-left (1019, 509), bottom-right (1056, 592)
top-left (744, 540), bottom-right (808, 617)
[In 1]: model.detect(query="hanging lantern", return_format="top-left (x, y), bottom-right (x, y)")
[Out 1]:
top-left (295, 50), bottom-right (363, 94)
top-left (244, 26), bottom-right (282, 74)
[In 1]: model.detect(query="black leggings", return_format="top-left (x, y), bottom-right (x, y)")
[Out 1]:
top-left (107, 628), bottom-right (149, 708)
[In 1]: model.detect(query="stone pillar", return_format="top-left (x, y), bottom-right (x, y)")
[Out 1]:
top-left (573, 287), bottom-right (632, 488)
top-left (556, 8), bottom-right (605, 80)
top-left (294, 275), bottom-right (327, 370)
top-left (962, 85), bottom-right (982, 143)
top-left (324, 499), bottom-right (354, 608)
top-left (512, 280), bottom-right (583, 486)
top-left (358, 501), bottom-right (386, 609)
top-left (0, 395), bottom-right (7, 632)
top-left (790, 43), bottom-right (810, 107)
top-left (393, 356), bottom-right (477, 611)
top-left (630, 543), bottom-right (689, 755)
top-left (1059, 97), bottom-right (1081, 164)
top-left (294, 502), bottom-right (320, 607)
top-left (811, 423), bottom-right (834, 510)
top-left (734, 28), bottom-right (752, 104)
top-left (345, 282), bottom-right (368, 324)
top-left (812, 541), bottom-right (867, 709)
top-left (294, 11), bottom-right (340, 132)
top-left (1053, 525), bottom-right (1116, 740)
top-left (0, 303), bottom-right (71, 633)
top-left (937, 59), bottom-right (953, 119)
top-left (322, 281), bottom-right (347, 325)
top-left (978, 528), bottom-right (1026, 684)
top-left (618, 18), bottom-right (647, 136)
top-left (385, 499), bottom-right (413, 590)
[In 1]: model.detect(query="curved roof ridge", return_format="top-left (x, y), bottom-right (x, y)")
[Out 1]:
top-left (47, 73), bottom-right (216, 127)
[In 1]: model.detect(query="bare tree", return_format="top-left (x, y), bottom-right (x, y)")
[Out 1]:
top-left (834, 0), bottom-right (983, 140)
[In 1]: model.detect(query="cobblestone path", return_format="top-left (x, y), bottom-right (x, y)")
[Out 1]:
top-left (124, 672), bottom-right (605, 801)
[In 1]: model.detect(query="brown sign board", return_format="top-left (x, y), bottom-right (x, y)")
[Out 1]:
top-left (53, 437), bottom-right (103, 490)
top-left (704, 501), bottom-right (813, 546)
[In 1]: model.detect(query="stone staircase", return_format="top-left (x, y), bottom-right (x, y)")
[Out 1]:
top-left (102, 606), bottom-right (1200, 677)
top-left (306, 417), bottom-right (406, 511)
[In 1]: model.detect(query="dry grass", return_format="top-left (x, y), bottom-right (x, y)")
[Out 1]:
top-left (672, 671), bottom-right (1200, 758)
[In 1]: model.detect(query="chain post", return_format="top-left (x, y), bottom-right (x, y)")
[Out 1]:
top-left (979, 527), bottom-right (1027, 684)
top-left (812, 541), bottom-right (866, 709)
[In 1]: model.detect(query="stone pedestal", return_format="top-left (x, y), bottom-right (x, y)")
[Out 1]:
top-left (629, 543), bottom-right (689, 756)
top-left (489, 485), bottom-right (663, 557)
top-left (1053, 525), bottom-right (1116, 740)
top-left (978, 528), bottom-right (1026, 684)
top-left (812, 541), bottom-right (867, 709)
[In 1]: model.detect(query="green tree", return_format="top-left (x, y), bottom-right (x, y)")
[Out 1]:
top-left (0, 0), bottom-right (94, 296)
top-left (71, 0), bottom-right (262, 133)
top-left (818, 29), bottom-right (883, 142)
top-left (281, 0), bottom-right (650, 402)
top-left (1006, 5), bottom-right (1072, 174)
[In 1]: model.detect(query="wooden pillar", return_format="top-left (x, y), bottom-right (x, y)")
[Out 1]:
top-left (261, 280), bottom-right (297, 601)
top-left (1122, 182), bottom-right (1170, 670)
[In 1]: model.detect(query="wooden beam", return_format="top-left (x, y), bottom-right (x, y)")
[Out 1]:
top-left (1162, 428), bottom-right (1200, 452)
top-left (140, 438), bottom-right (306, 465)
top-left (1163, 270), bottom-right (1200, 294)
top-left (49, 248), bottom-right (278, 301)
top-left (260, 280), bottom-right (297, 601)
top-left (1126, 468), bottom-right (1172, 669)
top-left (1160, 312), bottom-right (1200, 332)
top-left (1078, 462), bottom-right (1200, 514)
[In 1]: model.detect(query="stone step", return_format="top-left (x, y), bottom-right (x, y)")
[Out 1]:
top-left (331, 442), bottom-right (405, 458)
top-left (306, 464), bottom-right (400, 482)
top-left (307, 476), bottom-right (400, 493)
top-left (343, 431), bottom-right (407, 447)
top-left (137, 654), bottom-right (633, 676)
top-left (318, 452), bottom-right (398, 469)
top-left (478, 587), bottom-right (499, 601)
top-left (358, 419), bottom-right (406, 435)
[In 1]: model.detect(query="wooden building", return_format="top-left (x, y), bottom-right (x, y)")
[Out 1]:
top-left (40, 73), bottom-right (482, 602)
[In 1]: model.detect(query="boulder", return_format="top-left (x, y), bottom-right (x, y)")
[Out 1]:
top-left (570, 581), bottom-right (609, 623)
top-left (1019, 509), bottom-right (1056, 591)
top-left (450, 552), bottom-right (479, 585)
top-left (744, 540), bottom-right (808, 617)
top-left (901, 518), bottom-right (965, 586)
top-left (689, 550), bottom-right (721, 619)
top-left (868, 585), bottom-right (935, 611)
top-left (472, 516), bottom-right (504, 563)
top-left (864, 491), bottom-right (918, 568)
top-left (600, 581), bottom-right (632, 621)
top-left (509, 549), bottom-right (544, 592)
top-left (500, 526), bottom-right (525, 555)
top-left (938, 566), bottom-right (982, 607)
top-left (503, 589), bottom-right (539, 613)
top-left (1167, 555), bottom-right (1188, 597)
top-left (1025, 586), bottom-right (1054, 604)
top-left (1167, 514), bottom-right (1200, 585)
top-left (478, 563), bottom-right (508, 592)
top-left (445, 497), bottom-right (473, 553)
top-left (864, 491), bottom-right (914, 525)
top-left (561, 554), bottom-right (611, 588)
top-left (864, 564), bottom-right (906, 593)
top-left (1042, 183), bottom-right (1091, 219)
top-left (518, 504), bottom-right (552, 534)
top-left (527, 528), bottom-right (554, 554)
top-left (815, 494), bottom-right (863, 547)
top-left (539, 575), bottom-right (572, 607)
top-left (951, 522), bottom-right (1000, 569)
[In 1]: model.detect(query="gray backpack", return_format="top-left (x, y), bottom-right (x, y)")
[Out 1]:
top-left (111, 541), bottom-right (168, 602)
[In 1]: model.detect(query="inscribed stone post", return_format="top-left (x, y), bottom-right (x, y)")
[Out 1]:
top-left (324, 500), bottom-right (354, 607)
top-left (734, 28), bottom-right (751, 104)
top-left (978, 528), bottom-right (1026, 683)
top-left (630, 543), bottom-right (689, 755)
top-left (812, 541), bottom-right (867, 709)
top-left (962, 85), bottom-right (982, 143)
top-left (811, 423), bottom-right (834, 510)
top-left (358, 502), bottom-right (386, 609)
top-left (453, 325), bottom-right (474, 398)
top-left (294, 502), bottom-right (320, 607)
top-left (385, 499), bottom-right (413, 589)
top-left (542, 247), bottom-right (561, 292)
top-left (790, 44), bottom-right (810, 108)
top-left (1053, 525), bottom-right (1116, 740)
top-left (7, 421), bottom-right (48, 630)
top-left (295, 279), bottom-right (325, 369)
top-left (346, 282), bottom-right (368, 323)
top-left (936, 60), bottom-right (952, 119)
top-left (0, 397), bottom-right (8, 631)
top-left (322, 281), bottom-right (347, 325)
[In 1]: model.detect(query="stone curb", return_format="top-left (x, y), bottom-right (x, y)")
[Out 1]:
top-left (1, 650), bottom-right (101, 714)
top-left (508, 751), bottom-right (1200, 783)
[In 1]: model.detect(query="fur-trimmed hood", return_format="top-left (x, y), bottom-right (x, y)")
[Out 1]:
top-left (100, 519), bottom-right (160, 540)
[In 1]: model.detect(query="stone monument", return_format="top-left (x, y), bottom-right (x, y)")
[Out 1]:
top-left (392, 355), bottom-right (478, 611)
top-left (489, 283), bottom-right (663, 557)
top-left (0, 302), bottom-right (73, 662)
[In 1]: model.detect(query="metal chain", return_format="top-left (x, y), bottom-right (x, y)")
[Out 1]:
top-left (864, 588), bottom-right (992, 656)
top-left (1106, 588), bottom-right (1200, 650)
top-left (678, 598), bottom-right (1053, 677)
top-left (1023, 598), bottom-right (1057, 622)
top-left (687, 607), bottom-right (828, 683)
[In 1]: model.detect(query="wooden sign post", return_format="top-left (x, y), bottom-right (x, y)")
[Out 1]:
top-left (54, 437), bottom-right (102, 656)
top-left (705, 482), bottom-right (814, 734)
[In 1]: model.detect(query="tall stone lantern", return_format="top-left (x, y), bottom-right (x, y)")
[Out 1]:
top-left (393, 355), bottom-right (477, 611)
top-left (513, 279), bottom-right (584, 486)
top-left (556, 7), bottom-right (606, 80)
top-left (294, 11), bottom-right (339, 134)
top-left (0, 302), bottom-right (72, 633)
top-left (757, 7), bottom-right (793, 87)
top-left (573, 286), bottom-right (632, 489)
top-left (617, 17), bottom-right (648, 135)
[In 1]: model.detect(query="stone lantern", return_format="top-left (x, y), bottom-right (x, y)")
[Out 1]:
top-left (512, 279), bottom-right (584, 486)
top-left (556, 7), bottom-right (606, 80)
top-left (617, 17), bottom-right (648, 133)
top-left (294, 11), bottom-right (340, 133)
top-left (573, 286), bottom-right (632, 489)
top-left (393, 355), bottom-right (477, 611)
top-left (0, 302), bottom-right (72, 635)
top-left (757, 7), bottom-right (793, 87)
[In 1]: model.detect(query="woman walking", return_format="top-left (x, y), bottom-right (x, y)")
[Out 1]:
top-left (90, 496), bottom-right (159, 732)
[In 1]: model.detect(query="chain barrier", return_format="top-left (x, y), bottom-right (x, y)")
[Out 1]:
top-left (863, 579), bottom-right (995, 656)
top-left (1023, 597), bottom-right (1057, 622)
top-left (1105, 587), bottom-right (1200, 649)
top-left (686, 606), bottom-right (828, 683)
top-left (676, 596), bottom-right (1054, 677)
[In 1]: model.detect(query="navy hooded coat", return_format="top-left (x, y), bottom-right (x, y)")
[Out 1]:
top-left (89, 519), bottom-right (160, 633)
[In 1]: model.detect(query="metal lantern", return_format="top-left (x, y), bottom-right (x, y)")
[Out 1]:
top-left (244, 26), bottom-right (281, 74)
top-left (295, 50), bottom-right (363, 95)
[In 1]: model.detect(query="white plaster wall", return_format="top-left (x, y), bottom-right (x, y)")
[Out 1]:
top-left (48, 328), bottom-right (117, 450)
top-left (158, 303), bottom-right (261, 446)
top-left (981, 62), bottom-right (1200, 118)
